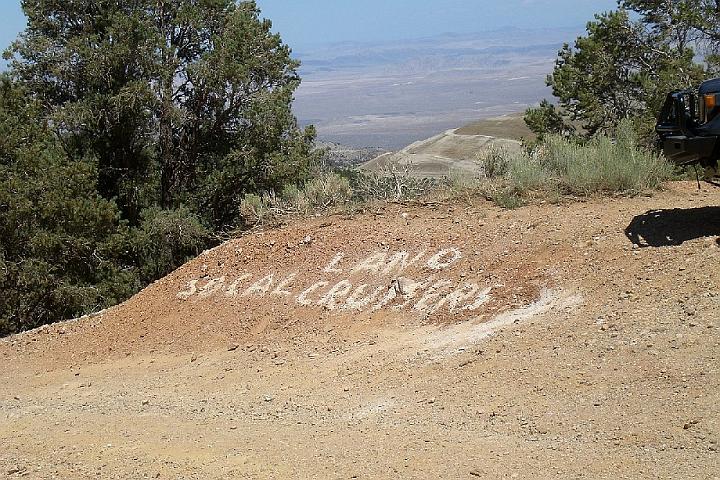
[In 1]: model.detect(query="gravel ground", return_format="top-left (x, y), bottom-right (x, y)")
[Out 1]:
top-left (1, 182), bottom-right (718, 479)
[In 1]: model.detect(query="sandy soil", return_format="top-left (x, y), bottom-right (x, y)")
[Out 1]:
top-left (1, 182), bottom-right (719, 479)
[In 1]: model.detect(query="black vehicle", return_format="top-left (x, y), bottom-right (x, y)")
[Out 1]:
top-left (656, 78), bottom-right (720, 177)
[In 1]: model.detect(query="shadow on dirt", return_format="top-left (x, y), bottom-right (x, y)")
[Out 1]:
top-left (625, 207), bottom-right (720, 247)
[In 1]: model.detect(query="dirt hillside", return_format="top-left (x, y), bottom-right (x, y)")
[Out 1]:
top-left (455, 114), bottom-right (534, 142)
top-left (362, 128), bottom-right (522, 178)
top-left (1, 182), bottom-right (719, 479)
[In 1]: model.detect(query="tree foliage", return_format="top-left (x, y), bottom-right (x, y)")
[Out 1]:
top-left (0, 78), bottom-right (127, 334)
top-left (528, 7), bottom-right (707, 141)
top-left (6, 0), bottom-right (318, 227)
top-left (619, 0), bottom-right (720, 74)
top-left (0, 1), bottom-right (319, 335)
top-left (524, 99), bottom-right (573, 141)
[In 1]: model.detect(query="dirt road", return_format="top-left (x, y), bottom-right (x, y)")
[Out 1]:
top-left (1, 182), bottom-right (719, 479)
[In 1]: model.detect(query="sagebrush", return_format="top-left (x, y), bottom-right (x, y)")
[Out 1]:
top-left (461, 120), bottom-right (674, 208)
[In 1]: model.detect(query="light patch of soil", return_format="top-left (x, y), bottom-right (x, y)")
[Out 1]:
top-left (1, 182), bottom-right (719, 479)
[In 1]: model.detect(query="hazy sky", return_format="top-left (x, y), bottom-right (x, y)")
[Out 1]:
top-left (257, 0), bottom-right (619, 49)
top-left (0, 0), bottom-right (618, 54)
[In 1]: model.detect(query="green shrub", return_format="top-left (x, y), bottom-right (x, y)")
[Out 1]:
top-left (130, 207), bottom-right (212, 282)
top-left (240, 173), bottom-right (353, 225)
top-left (478, 146), bottom-right (510, 178)
top-left (300, 173), bottom-right (353, 210)
top-left (468, 120), bottom-right (674, 208)
top-left (239, 193), bottom-right (276, 227)
top-left (539, 120), bottom-right (673, 195)
top-left (443, 171), bottom-right (485, 202)
top-left (492, 188), bottom-right (525, 209)
top-left (280, 184), bottom-right (307, 212)
top-left (508, 156), bottom-right (549, 191)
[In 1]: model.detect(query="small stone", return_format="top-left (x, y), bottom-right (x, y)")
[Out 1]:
top-left (190, 353), bottom-right (198, 363)
top-left (142, 399), bottom-right (150, 406)
top-left (263, 395), bottom-right (274, 402)
top-left (228, 344), bottom-right (240, 352)
top-left (470, 470), bottom-right (482, 477)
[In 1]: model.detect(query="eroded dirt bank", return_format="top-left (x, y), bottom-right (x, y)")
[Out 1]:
top-left (1, 182), bottom-right (719, 479)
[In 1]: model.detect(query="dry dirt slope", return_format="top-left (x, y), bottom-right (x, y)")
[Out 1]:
top-left (1, 182), bottom-right (719, 479)
top-left (361, 128), bottom-right (522, 178)
top-left (360, 114), bottom-right (531, 178)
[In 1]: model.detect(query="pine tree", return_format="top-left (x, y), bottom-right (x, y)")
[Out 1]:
top-left (6, 0), bottom-right (318, 227)
top-left (528, 9), bottom-right (705, 140)
top-left (0, 77), bottom-right (134, 335)
top-left (620, 0), bottom-right (720, 72)
top-left (1, 1), bottom-right (317, 334)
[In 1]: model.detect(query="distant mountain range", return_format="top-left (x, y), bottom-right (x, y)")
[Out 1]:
top-left (292, 27), bottom-right (582, 149)
top-left (295, 28), bottom-right (580, 75)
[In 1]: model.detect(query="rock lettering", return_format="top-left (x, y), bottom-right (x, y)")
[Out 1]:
top-left (177, 247), bottom-right (492, 316)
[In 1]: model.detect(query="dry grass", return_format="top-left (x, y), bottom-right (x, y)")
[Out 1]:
top-left (239, 173), bottom-right (353, 226)
top-left (241, 121), bottom-right (674, 222)
top-left (444, 120), bottom-right (674, 208)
